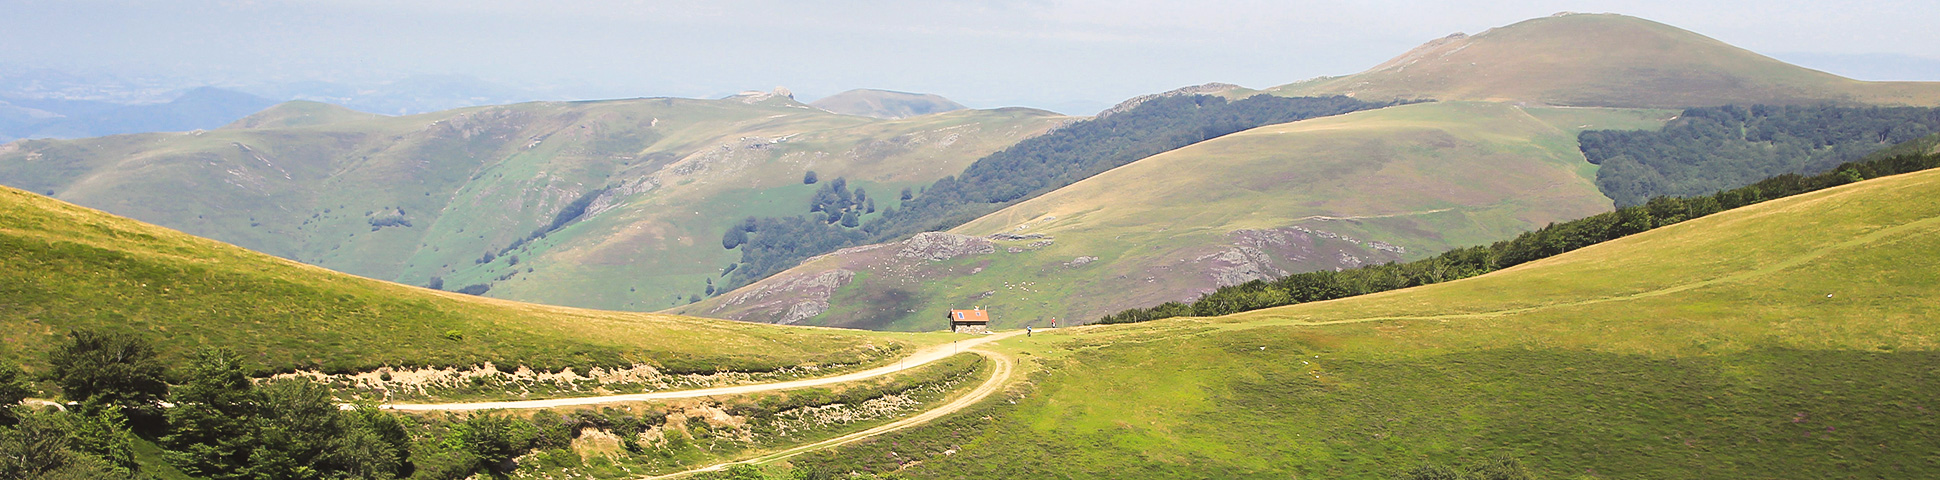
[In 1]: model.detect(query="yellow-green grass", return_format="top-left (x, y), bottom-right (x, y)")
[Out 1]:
top-left (0, 185), bottom-right (955, 379)
top-left (1270, 13), bottom-right (1940, 108)
top-left (0, 96), bottom-right (1068, 313)
top-left (697, 102), bottom-right (1673, 330)
top-left (791, 168), bottom-right (1940, 478)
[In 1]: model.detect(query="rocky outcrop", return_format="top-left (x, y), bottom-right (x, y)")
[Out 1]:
top-left (710, 269), bottom-right (856, 324)
top-left (896, 232), bottom-right (995, 261)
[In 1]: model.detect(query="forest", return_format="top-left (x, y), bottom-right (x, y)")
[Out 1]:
top-left (1097, 150), bottom-right (1940, 324)
top-left (1581, 104), bottom-right (1940, 206)
top-left (720, 94), bottom-right (1389, 291)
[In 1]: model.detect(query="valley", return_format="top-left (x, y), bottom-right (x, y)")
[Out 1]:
top-left (3, 9), bottom-right (1939, 480)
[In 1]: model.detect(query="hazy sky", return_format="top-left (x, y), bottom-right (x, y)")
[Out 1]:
top-left (5, 0), bottom-right (1940, 114)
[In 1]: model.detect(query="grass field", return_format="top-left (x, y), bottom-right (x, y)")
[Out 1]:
top-left (0, 185), bottom-right (955, 380)
top-left (693, 102), bottom-right (1675, 330)
top-left (780, 167), bottom-right (1940, 478)
top-left (1269, 13), bottom-right (1940, 108)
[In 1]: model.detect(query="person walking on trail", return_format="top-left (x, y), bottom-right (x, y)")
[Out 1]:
top-left (1027, 326), bottom-right (1033, 337)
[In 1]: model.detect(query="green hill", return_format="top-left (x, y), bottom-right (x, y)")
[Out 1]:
top-left (1269, 13), bottom-right (1940, 108)
top-left (810, 89), bottom-right (968, 119)
top-left (694, 13), bottom-right (1940, 332)
top-left (785, 166), bottom-right (1940, 478)
top-left (682, 102), bottom-right (1675, 329)
top-left (0, 95), bottom-right (1068, 312)
top-left (0, 185), bottom-right (927, 376)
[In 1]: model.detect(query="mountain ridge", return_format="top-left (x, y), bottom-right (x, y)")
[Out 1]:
top-left (1269, 13), bottom-right (1940, 107)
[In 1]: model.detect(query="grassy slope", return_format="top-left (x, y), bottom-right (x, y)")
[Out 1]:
top-left (0, 185), bottom-right (944, 377)
top-left (1269, 13), bottom-right (1940, 107)
top-left (471, 107), bottom-right (1064, 311)
top-left (0, 98), bottom-right (1067, 312)
top-left (686, 102), bottom-right (1673, 330)
top-left (824, 168), bottom-right (1940, 478)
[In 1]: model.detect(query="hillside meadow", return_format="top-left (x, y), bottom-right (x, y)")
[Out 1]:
top-left (772, 167), bottom-right (1940, 478)
top-left (0, 185), bottom-right (950, 377)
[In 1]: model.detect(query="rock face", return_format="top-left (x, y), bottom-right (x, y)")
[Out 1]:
top-left (709, 269), bottom-right (856, 325)
top-left (896, 232), bottom-right (995, 261)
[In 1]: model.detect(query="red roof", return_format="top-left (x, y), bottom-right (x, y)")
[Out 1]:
top-left (949, 309), bottom-right (989, 323)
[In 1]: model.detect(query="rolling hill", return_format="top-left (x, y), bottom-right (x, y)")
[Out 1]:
top-left (693, 12), bottom-right (1940, 331)
top-left (784, 164), bottom-right (1940, 479)
top-left (682, 102), bottom-right (1675, 329)
top-left (1268, 13), bottom-right (1940, 107)
top-left (810, 89), bottom-right (968, 119)
top-left (0, 92), bottom-right (1069, 312)
top-left (0, 184), bottom-right (926, 377)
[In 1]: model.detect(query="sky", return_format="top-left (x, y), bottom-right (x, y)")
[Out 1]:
top-left (4, 0), bottom-right (1940, 114)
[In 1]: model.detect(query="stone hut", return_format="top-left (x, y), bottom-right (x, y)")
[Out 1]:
top-left (947, 309), bottom-right (990, 334)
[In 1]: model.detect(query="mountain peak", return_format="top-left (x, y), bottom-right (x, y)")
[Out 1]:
top-left (1272, 13), bottom-right (1940, 108)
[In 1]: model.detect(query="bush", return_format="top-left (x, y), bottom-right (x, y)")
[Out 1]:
top-left (47, 330), bottom-right (168, 414)
top-left (457, 414), bottom-right (536, 473)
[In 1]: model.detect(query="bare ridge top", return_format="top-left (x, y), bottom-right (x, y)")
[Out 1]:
top-left (1272, 13), bottom-right (1940, 108)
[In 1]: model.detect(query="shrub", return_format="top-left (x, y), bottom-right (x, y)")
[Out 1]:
top-left (47, 330), bottom-right (168, 414)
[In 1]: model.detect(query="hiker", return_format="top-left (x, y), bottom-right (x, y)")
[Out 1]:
top-left (1027, 326), bottom-right (1033, 337)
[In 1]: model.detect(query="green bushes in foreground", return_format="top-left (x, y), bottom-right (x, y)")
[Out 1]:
top-left (1100, 151), bottom-right (1940, 324)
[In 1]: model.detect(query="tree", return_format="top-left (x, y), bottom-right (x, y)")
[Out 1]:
top-left (0, 361), bottom-right (31, 426)
top-left (803, 170), bottom-right (818, 184)
top-left (722, 227), bottom-right (747, 250)
top-left (331, 407), bottom-right (412, 480)
top-left (425, 276), bottom-right (444, 290)
top-left (163, 347), bottom-right (257, 480)
top-left (900, 186), bottom-right (913, 201)
top-left (839, 209), bottom-right (860, 228)
top-left (64, 401), bottom-right (138, 475)
top-left (47, 330), bottom-right (167, 414)
top-left (0, 411), bottom-right (122, 479)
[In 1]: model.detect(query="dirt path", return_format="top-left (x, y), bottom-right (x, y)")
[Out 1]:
top-left (640, 348), bottom-right (1015, 479)
top-left (383, 330), bottom-right (1023, 411)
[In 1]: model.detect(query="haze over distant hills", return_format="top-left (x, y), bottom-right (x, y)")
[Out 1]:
top-left (810, 89), bottom-right (968, 119)
top-left (0, 87), bottom-right (277, 141)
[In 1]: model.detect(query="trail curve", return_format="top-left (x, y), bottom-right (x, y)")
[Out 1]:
top-left (384, 330), bottom-right (1022, 411)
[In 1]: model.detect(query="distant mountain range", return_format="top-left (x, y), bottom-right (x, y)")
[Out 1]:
top-left (0, 87), bottom-right (278, 141)
top-left (0, 90), bottom-right (1065, 313)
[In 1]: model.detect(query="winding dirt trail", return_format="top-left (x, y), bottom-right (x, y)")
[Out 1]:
top-left (640, 347), bottom-right (1015, 479)
top-left (383, 330), bottom-right (1023, 411)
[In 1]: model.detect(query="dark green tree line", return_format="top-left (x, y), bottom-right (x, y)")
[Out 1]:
top-left (1582, 104), bottom-right (1940, 206)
